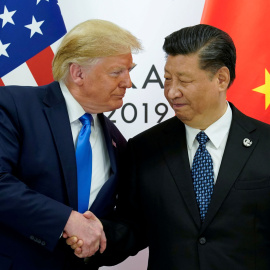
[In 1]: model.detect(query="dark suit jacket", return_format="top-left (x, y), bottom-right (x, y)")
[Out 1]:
top-left (0, 81), bottom-right (126, 270)
top-left (101, 103), bottom-right (270, 270)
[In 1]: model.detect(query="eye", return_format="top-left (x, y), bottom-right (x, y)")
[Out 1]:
top-left (180, 79), bottom-right (192, 84)
top-left (110, 71), bottom-right (122, 77)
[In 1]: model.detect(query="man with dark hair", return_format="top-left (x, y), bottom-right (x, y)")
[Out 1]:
top-left (69, 24), bottom-right (270, 270)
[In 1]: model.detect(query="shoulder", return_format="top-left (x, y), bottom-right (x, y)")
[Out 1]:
top-left (0, 82), bottom-right (58, 104)
top-left (231, 103), bottom-right (270, 131)
top-left (0, 82), bottom-right (62, 124)
top-left (230, 103), bottom-right (270, 145)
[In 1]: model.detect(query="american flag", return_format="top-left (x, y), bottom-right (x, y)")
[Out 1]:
top-left (0, 0), bottom-right (66, 86)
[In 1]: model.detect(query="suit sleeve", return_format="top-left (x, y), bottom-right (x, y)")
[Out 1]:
top-left (0, 87), bottom-right (72, 252)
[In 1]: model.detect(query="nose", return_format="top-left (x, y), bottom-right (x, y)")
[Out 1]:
top-left (166, 83), bottom-right (183, 100)
top-left (120, 72), bottom-right (132, 88)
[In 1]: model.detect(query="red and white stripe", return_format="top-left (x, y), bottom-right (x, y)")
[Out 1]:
top-left (0, 38), bottom-right (61, 86)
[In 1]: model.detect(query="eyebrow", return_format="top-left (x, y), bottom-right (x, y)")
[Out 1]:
top-left (112, 63), bottom-right (136, 72)
top-left (176, 72), bottom-right (191, 77)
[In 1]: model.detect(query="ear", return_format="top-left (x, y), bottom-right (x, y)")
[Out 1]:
top-left (69, 63), bottom-right (84, 86)
top-left (217, 66), bottom-right (230, 92)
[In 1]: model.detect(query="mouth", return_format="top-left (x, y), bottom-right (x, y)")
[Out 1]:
top-left (172, 103), bottom-right (186, 109)
top-left (113, 91), bottom-right (126, 99)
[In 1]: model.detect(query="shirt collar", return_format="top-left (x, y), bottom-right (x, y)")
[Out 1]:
top-left (59, 81), bottom-right (97, 125)
top-left (185, 102), bottom-right (232, 150)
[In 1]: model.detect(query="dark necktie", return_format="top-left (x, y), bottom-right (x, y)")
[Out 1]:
top-left (76, 113), bottom-right (92, 213)
top-left (191, 131), bottom-right (214, 221)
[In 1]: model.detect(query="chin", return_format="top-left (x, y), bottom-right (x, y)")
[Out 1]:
top-left (114, 101), bottom-right (124, 109)
top-left (176, 113), bottom-right (191, 122)
top-left (105, 102), bottom-right (123, 112)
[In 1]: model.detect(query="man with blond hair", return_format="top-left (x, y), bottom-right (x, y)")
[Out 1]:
top-left (0, 19), bottom-right (141, 270)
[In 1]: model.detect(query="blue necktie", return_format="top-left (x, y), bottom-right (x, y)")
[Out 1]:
top-left (191, 131), bottom-right (214, 222)
top-left (76, 113), bottom-right (92, 213)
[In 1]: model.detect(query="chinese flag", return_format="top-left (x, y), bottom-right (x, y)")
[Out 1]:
top-left (201, 0), bottom-right (270, 124)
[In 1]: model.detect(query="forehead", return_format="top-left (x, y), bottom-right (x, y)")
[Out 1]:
top-left (164, 53), bottom-right (200, 74)
top-left (99, 53), bottom-right (134, 69)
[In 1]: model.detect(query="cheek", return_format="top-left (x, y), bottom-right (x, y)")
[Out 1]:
top-left (204, 87), bottom-right (219, 104)
top-left (107, 80), bottom-right (120, 92)
top-left (193, 90), bottom-right (215, 112)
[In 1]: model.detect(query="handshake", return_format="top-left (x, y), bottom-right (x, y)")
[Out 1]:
top-left (63, 210), bottom-right (106, 258)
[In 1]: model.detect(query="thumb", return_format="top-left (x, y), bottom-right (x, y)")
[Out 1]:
top-left (83, 210), bottom-right (97, 220)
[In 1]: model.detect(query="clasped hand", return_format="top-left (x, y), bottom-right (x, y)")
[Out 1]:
top-left (63, 210), bottom-right (106, 258)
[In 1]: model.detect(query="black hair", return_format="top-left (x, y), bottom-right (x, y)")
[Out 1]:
top-left (163, 24), bottom-right (236, 88)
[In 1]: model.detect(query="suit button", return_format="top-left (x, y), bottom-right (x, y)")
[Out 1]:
top-left (199, 237), bottom-right (206, 245)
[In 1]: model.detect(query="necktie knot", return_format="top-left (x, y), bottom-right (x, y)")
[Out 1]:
top-left (196, 131), bottom-right (209, 146)
top-left (79, 113), bottom-right (92, 126)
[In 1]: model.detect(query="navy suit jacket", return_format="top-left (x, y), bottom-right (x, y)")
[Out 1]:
top-left (99, 103), bottom-right (270, 270)
top-left (0, 81), bottom-right (126, 270)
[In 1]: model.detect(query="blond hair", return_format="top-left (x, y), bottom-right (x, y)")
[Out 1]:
top-left (52, 19), bottom-right (142, 82)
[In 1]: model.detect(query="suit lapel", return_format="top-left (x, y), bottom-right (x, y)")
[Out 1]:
top-left (90, 114), bottom-right (117, 216)
top-left (43, 82), bottom-right (78, 210)
top-left (159, 117), bottom-right (201, 229)
top-left (98, 114), bottom-right (117, 175)
top-left (201, 105), bottom-right (258, 232)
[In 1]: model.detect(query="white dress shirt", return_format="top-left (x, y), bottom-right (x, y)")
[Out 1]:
top-left (60, 81), bottom-right (110, 208)
top-left (185, 103), bottom-right (232, 183)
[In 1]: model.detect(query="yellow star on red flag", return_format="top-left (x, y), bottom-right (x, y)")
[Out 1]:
top-left (252, 69), bottom-right (270, 110)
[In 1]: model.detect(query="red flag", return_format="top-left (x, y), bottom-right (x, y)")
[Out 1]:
top-left (201, 0), bottom-right (270, 124)
top-left (26, 47), bottom-right (55, 86)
